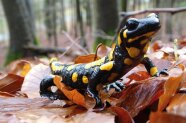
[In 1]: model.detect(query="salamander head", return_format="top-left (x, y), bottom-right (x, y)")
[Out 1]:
top-left (118, 13), bottom-right (161, 47)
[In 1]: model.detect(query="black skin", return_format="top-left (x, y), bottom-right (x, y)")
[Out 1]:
top-left (40, 13), bottom-right (168, 110)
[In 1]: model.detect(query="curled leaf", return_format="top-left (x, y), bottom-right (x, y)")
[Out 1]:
top-left (109, 106), bottom-right (134, 123)
top-left (117, 78), bottom-right (166, 117)
top-left (158, 66), bottom-right (184, 111)
top-left (53, 75), bottom-right (86, 107)
top-left (166, 94), bottom-right (186, 117)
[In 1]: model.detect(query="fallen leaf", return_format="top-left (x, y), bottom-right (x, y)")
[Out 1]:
top-left (109, 106), bottom-right (134, 123)
top-left (74, 54), bottom-right (100, 64)
top-left (0, 73), bottom-right (24, 94)
top-left (53, 75), bottom-right (86, 107)
top-left (150, 112), bottom-right (186, 123)
top-left (127, 71), bottom-right (150, 84)
top-left (7, 60), bottom-right (32, 77)
top-left (0, 97), bottom-right (52, 113)
top-left (158, 66), bottom-right (184, 111)
top-left (166, 94), bottom-right (186, 117)
top-left (21, 63), bottom-right (50, 98)
top-left (117, 77), bottom-right (166, 117)
top-left (96, 43), bottom-right (111, 58)
top-left (0, 91), bottom-right (15, 97)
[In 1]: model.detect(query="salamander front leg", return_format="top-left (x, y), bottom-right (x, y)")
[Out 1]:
top-left (141, 57), bottom-right (168, 77)
top-left (104, 81), bottom-right (125, 92)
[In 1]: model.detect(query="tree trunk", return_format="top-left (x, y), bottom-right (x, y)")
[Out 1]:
top-left (59, 0), bottom-right (67, 31)
top-left (2, 0), bottom-right (36, 65)
top-left (44, 0), bottom-right (58, 46)
top-left (121, 0), bottom-right (127, 12)
top-left (92, 0), bottom-right (119, 50)
top-left (75, 0), bottom-right (87, 48)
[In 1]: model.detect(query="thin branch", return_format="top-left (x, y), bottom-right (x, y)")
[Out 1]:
top-left (114, 7), bottom-right (186, 41)
top-left (120, 7), bottom-right (186, 17)
top-left (62, 31), bottom-right (89, 55)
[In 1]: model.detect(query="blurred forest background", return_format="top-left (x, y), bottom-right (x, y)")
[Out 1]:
top-left (0, 0), bottom-right (186, 69)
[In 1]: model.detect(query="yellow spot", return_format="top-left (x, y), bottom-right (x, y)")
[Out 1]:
top-left (123, 29), bottom-right (128, 38)
top-left (108, 73), bottom-right (119, 82)
top-left (51, 62), bottom-right (64, 71)
top-left (128, 32), bottom-right (154, 43)
top-left (118, 34), bottom-right (122, 46)
top-left (126, 47), bottom-right (140, 58)
top-left (124, 58), bottom-right (133, 65)
top-left (82, 76), bottom-right (88, 84)
top-left (50, 57), bottom-right (58, 64)
top-left (143, 42), bottom-right (149, 53)
top-left (140, 39), bottom-right (148, 45)
top-left (67, 65), bottom-right (77, 71)
top-left (100, 61), bottom-right (114, 71)
top-left (147, 13), bottom-right (156, 17)
top-left (72, 72), bottom-right (78, 82)
top-left (108, 48), bottom-right (114, 61)
top-left (150, 67), bottom-right (158, 76)
top-left (85, 57), bottom-right (105, 69)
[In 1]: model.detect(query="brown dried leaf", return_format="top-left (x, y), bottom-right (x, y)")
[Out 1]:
top-left (7, 60), bottom-right (32, 77)
top-left (158, 66), bottom-right (184, 111)
top-left (127, 71), bottom-right (150, 84)
top-left (109, 106), bottom-right (134, 123)
top-left (117, 78), bottom-right (166, 117)
top-left (53, 75), bottom-right (86, 107)
top-left (150, 112), bottom-right (186, 123)
top-left (0, 73), bottom-right (24, 94)
top-left (21, 63), bottom-right (50, 98)
top-left (96, 43), bottom-right (111, 58)
top-left (166, 94), bottom-right (186, 117)
top-left (74, 54), bottom-right (100, 64)
top-left (0, 97), bottom-right (52, 113)
top-left (0, 91), bottom-right (15, 97)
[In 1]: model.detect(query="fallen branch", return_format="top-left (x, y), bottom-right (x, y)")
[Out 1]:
top-left (24, 45), bottom-right (66, 56)
top-left (114, 7), bottom-right (186, 41)
top-left (120, 7), bottom-right (186, 17)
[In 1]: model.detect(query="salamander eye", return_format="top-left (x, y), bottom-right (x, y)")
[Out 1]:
top-left (126, 19), bottom-right (139, 30)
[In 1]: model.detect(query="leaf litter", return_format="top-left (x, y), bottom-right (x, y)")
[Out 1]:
top-left (0, 41), bottom-right (186, 122)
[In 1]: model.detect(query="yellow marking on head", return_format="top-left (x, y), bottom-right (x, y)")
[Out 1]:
top-left (85, 57), bottom-right (105, 69)
top-left (150, 67), bottom-right (158, 76)
top-left (118, 34), bottom-right (122, 46)
top-left (128, 32), bottom-right (154, 43)
top-left (108, 73), bottom-right (119, 82)
top-left (140, 39), bottom-right (148, 45)
top-left (82, 76), bottom-right (88, 84)
top-left (108, 48), bottom-right (114, 61)
top-left (72, 72), bottom-right (78, 82)
top-left (123, 29), bottom-right (128, 38)
top-left (124, 58), bottom-right (133, 65)
top-left (143, 42), bottom-right (149, 53)
top-left (126, 47), bottom-right (140, 58)
top-left (100, 61), bottom-right (114, 71)
top-left (147, 13), bottom-right (156, 17)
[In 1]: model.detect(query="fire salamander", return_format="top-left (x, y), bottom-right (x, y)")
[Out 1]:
top-left (40, 13), bottom-right (167, 109)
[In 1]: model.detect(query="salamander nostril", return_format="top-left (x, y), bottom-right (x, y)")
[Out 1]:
top-left (126, 19), bottom-right (139, 30)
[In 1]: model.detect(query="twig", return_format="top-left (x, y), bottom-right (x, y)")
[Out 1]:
top-left (120, 7), bottom-right (186, 17)
top-left (114, 7), bottom-right (186, 41)
top-left (62, 31), bottom-right (89, 55)
top-left (58, 37), bottom-right (80, 59)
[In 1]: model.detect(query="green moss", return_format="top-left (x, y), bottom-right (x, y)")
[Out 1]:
top-left (4, 51), bottom-right (23, 66)
top-left (33, 37), bottom-right (40, 45)
top-left (93, 31), bottom-right (116, 51)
